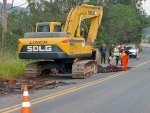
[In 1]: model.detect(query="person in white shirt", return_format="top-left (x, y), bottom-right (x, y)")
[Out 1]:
top-left (108, 53), bottom-right (117, 66)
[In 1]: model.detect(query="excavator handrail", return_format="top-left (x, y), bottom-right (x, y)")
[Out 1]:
top-left (24, 32), bottom-right (68, 38)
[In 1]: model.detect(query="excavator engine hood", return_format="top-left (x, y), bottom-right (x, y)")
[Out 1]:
top-left (18, 32), bottom-right (70, 59)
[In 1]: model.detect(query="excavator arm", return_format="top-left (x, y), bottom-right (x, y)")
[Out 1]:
top-left (64, 4), bottom-right (103, 46)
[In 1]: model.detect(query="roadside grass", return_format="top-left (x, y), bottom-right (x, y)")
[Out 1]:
top-left (0, 52), bottom-right (33, 78)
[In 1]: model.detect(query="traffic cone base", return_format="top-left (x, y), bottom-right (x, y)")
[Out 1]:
top-left (136, 55), bottom-right (139, 60)
top-left (21, 107), bottom-right (32, 113)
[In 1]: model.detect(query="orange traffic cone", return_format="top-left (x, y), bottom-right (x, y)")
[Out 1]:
top-left (21, 85), bottom-right (32, 113)
top-left (136, 54), bottom-right (139, 60)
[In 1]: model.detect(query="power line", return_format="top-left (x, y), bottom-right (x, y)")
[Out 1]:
top-left (12, 0), bottom-right (14, 7)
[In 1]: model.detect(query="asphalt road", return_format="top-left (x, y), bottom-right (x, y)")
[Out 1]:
top-left (0, 44), bottom-right (150, 113)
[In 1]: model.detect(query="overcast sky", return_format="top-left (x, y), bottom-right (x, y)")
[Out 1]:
top-left (142, 0), bottom-right (150, 15)
top-left (0, 0), bottom-right (150, 15)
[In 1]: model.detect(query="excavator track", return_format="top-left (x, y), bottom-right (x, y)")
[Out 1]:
top-left (24, 60), bottom-right (98, 79)
top-left (24, 62), bottom-right (42, 78)
top-left (72, 60), bottom-right (98, 79)
top-left (24, 61), bottom-right (73, 78)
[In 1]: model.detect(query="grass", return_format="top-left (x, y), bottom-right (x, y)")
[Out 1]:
top-left (0, 52), bottom-right (32, 79)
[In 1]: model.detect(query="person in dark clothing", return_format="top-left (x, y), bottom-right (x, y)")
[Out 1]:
top-left (119, 45), bottom-right (124, 53)
top-left (109, 44), bottom-right (114, 56)
top-left (100, 44), bottom-right (107, 64)
top-left (123, 44), bottom-right (130, 56)
top-left (124, 47), bottom-right (130, 56)
top-left (123, 44), bottom-right (127, 49)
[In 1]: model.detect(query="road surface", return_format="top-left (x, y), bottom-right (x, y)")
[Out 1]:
top-left (0, 44), bottom-right (150, 113)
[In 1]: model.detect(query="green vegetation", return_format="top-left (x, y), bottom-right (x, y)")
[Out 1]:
top-left (0, 53), bottom-right (26, 78)
top-left (0, 0), bottom-right (150, 78)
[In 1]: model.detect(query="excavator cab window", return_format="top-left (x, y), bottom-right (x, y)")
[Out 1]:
top-left (37, 25), bottom-right (50, 32)
top-left (54, 25), bottom-right (62, 32)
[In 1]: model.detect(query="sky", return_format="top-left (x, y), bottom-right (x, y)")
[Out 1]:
top-left (142, 0), bottom-right (150, 15)
top-left (0, 0), bottom-right (150, 15)
top-left (0, 0), bottom-right (28, 7)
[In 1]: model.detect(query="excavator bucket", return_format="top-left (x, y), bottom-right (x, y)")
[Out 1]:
top-left (72, 48), bottom-right (101, 79)
top-left (76, 48), bottom-right (101, 65)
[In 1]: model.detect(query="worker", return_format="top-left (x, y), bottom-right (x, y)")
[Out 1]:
top-left (108, 53), bottom-right (116, 66)
top-left (124, 47), bottom-right (130, 69)
top-left (119, 45), bottom-right (125, 65)
top-left (109, 44), bottom-right (115, 56)
top-left (119, 45), bottom-right (125, 54)
top-left (114, 45), bottom-right (120, 66)
top-left (121, 48), bottom-right (129, 70)
top-left (121, 51), bottom-right (126, 70)
top-left (100, 44), bottom-right (107, 64)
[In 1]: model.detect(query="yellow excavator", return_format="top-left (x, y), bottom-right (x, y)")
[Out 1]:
top-left (18, 4), bottom-right (103, 79)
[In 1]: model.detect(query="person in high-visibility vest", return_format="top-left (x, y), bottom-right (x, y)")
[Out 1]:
top-left (124, 47), bottom-right (130, 70)
top-left (121, 51), bottom-right (127, 70)
top-left (121, 49), bottom-right (129, 70)
top-left (114, 46), bottom-right (120, 66)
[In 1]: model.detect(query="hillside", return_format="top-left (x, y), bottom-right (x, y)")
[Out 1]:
top-left (142, 27), bottom-right (150, 39)
top-left (0, 2), bottom-right (30, 17)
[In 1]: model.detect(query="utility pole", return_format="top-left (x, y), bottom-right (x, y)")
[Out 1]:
top-left (2, 0), bottom-right (7, 61)
top-left (2, 0), bottom-right (7, 32)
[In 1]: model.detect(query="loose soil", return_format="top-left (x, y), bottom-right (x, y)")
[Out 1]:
top-left (0, 76), bottom-right (76, 95)
top-left (0, 65), bottom-right (132, 95)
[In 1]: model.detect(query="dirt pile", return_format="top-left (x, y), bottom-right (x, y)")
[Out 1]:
top-left (97, 65), bottom-right (132, 73)
top-left (97, 65), bottom-right (122, 73)
top-left (0, 77), bottom-right (76, 95)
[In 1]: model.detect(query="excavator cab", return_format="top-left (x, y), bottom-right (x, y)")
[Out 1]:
top-left (36, 22), bottom-right (63, 32)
